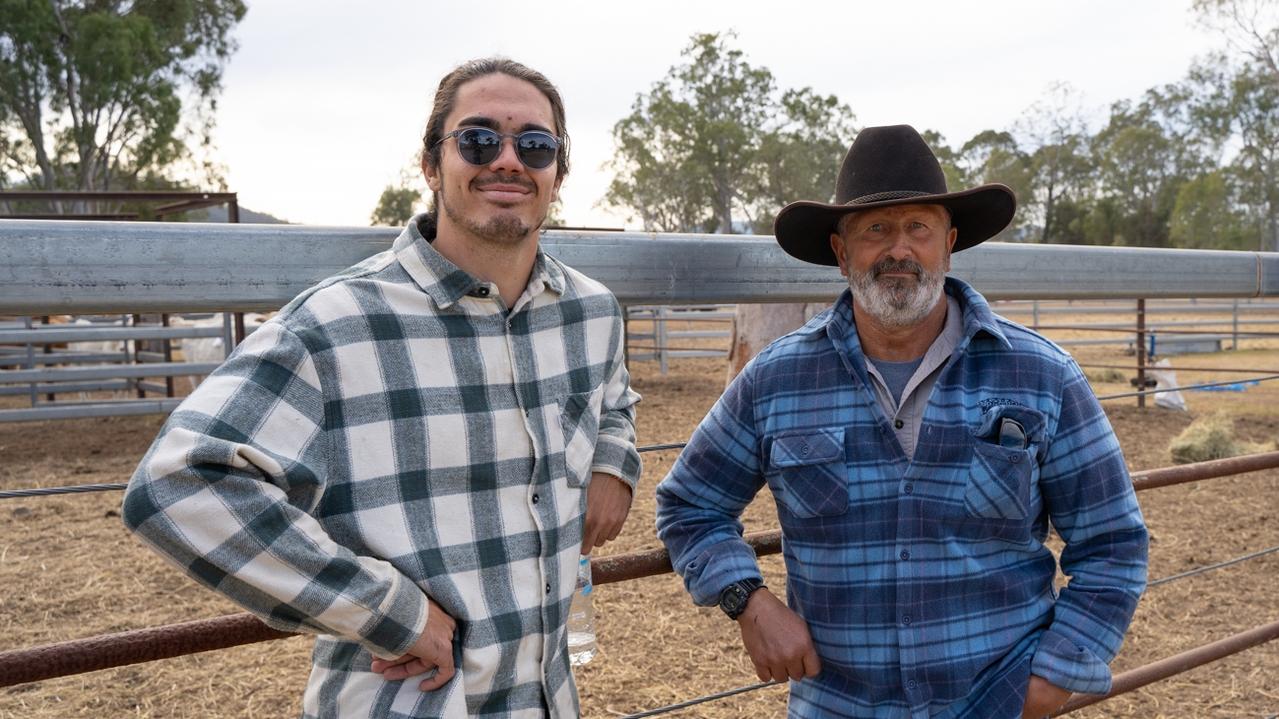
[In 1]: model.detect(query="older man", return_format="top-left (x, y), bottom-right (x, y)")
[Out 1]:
top-left (656, 125), bottom-right (1147, 718)
top-left (124, 58), bottom-right (640, 718)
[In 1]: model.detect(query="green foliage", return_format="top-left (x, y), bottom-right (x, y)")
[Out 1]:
top-left (0, 0), bottom-right (247, 196)
top-left (601, 11), bottom-right (1278, 251)
top-left (370, 185), bottom-right (422, 227)
top-left (1170, 169), bottom-right (1257, 249)
top-left (604, 32), bottom-right (855, 234)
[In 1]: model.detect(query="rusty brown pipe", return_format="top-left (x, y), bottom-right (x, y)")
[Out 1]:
top-left (1054, 618), bottom-right (1279, 715)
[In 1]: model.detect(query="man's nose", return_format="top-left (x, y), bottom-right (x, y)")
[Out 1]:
top-left (487, 137), bottom-right (524, 174)
top-left (884, 230), bottom-right (914, 260)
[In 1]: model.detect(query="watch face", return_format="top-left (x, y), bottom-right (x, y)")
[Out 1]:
top-left (721, 584), bottom-right (748, 616)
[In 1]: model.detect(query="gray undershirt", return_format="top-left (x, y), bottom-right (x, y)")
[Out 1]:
top-left (859, 295), bottom-right (964, 459)
top-left (868, 356), bottom-right (926, 406)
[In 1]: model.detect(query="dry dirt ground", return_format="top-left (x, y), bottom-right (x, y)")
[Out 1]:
top-left (1, 309), bottom-right (1277, 718)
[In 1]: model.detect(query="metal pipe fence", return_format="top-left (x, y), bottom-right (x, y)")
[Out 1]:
top-left (2, 449), bottom-right (1277, 710)
top-left (0, 221), bottom-right (1277, 713)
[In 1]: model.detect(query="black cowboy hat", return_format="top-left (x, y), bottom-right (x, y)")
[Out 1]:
top-left (773, 124), bottom-right (1017, 266)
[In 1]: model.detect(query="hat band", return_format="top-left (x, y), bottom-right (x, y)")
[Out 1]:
top-left (846, 190), bottom-right (932, 205)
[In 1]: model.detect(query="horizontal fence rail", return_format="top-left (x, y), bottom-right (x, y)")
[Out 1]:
top-left (1, 220), bottom-right (1277, 313)
top-left (2, 450), bottom-right (1276, 689)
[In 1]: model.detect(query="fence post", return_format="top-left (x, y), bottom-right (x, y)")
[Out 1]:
top-left (1136, 299), bottom-right (1147, 409)
top-left (22, 316), bottom-right (37, 407)
top-left (1232, 298), bottom-right (1239, 350)
top-left (657, 306), bottom-right (669, 376)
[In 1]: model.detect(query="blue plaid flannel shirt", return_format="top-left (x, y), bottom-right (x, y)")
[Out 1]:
top-left (656, 278), bottom-right (1147, 718)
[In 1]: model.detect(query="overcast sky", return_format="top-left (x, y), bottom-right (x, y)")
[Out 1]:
top-left (212, 0), bottom-right (1224, 228)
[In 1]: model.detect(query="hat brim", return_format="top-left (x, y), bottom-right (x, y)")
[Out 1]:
top-left (773, 184), bottom-right (1017, 266)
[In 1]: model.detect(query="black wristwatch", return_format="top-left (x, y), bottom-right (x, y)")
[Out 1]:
top-left (718, 578), bottom-right (765, 620)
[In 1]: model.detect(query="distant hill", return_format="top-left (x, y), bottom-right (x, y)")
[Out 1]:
top-left (199, 205), bottom-right (288, 224)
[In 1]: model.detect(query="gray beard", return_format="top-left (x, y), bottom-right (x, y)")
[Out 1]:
top-left (439, 188), bottom-right (537, 245)
top-left (849, 259), bottom-right (945, 328)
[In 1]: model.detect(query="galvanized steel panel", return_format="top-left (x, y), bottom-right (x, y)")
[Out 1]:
top-left (1, 220), bottom-right (1276, 313)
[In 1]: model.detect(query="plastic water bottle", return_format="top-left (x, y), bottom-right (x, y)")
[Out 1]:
top-left (567, 554), bottom-right (596, 666)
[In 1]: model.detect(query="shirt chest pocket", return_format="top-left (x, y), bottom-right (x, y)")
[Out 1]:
top-left (768, 428), bottom-right (849, 518)
top-left (558, 385), bottom-right (604, 488)
top-left (963, 406), bottom-right (1045, 522)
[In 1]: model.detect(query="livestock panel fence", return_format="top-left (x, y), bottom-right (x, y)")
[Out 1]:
top-left (1, 219), bottom-right (1278, 715)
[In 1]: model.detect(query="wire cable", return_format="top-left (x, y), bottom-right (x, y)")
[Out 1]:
top-left (618, 680), bottom-right (780, 718)
top-left (1147, 543), bottom-right (1279, 588)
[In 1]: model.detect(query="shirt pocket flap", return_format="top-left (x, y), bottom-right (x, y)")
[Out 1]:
top-left (770, 428), bottom-right (845, 468)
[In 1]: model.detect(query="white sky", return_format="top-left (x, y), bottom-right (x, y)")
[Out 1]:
top-left (213, 0), bottom-right (1224, 228)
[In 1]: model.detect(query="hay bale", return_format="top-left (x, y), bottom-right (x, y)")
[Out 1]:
top-left (1168, 412), bottom-right (1276, 464)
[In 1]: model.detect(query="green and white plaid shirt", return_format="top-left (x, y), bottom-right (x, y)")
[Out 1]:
top-left (123, 215), bottom-right (642, 719)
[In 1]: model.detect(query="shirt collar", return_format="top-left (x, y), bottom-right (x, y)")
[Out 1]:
top-left (392, 213), bottom-right (566, 309)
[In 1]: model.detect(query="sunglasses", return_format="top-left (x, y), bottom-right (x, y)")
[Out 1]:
top-left (434, 127), bottom-right (561, 170)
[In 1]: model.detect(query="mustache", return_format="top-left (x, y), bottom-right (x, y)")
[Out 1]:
top-left (872, 258), bottom-right (923, 278)
top-left (474, 173), bottom-right (536, 192)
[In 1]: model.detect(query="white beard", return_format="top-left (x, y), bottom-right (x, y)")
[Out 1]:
top-left (849, 258), bottom-right (945, 328)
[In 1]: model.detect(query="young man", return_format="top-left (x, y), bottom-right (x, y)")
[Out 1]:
top-left (123, 58), bottom-right (641, 719)
top-left (656, 125), bottom-right (1147, 718)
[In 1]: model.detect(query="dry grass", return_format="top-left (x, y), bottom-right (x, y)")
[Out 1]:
top-left (2, 306), bottom-right (1278, 718)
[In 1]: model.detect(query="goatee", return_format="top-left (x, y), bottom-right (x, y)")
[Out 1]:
top-left (850, 257), bottom-right (945, 328)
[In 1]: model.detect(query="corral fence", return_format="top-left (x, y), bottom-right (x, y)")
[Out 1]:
top-left (625, 304), bottom-right (736, 373)
top-left (0, 314), bottom-right (232, 420)
top-left (0, 219), bottom-right (1277, 715)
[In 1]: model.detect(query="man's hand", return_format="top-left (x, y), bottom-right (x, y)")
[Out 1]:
top-left (737, 587), bottom-right (821, 682)
top-left (1021, 674), bottom-right (1072, 718)
top-left (370, 597), bottom-right (457, 691)
top-left (582, 472), bottom-right (632, 551)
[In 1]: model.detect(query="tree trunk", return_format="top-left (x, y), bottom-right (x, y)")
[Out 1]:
top-left (725, 302), bottom-right (829, 385)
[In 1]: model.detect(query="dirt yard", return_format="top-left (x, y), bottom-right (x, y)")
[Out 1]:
top-left (1, 309), bottom-right (1277, 718)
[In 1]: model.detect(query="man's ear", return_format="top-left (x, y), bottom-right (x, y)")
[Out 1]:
top-left (422, 153), bottom-right (440, 192)
top-left (829, 232), bottom-right (849, 277)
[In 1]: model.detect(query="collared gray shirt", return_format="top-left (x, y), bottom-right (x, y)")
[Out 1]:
top-left (861, 295), bottom-right (963, 459)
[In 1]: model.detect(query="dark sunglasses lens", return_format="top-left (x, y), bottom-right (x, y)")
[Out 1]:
top-left (516, 132), bottom-right (559, 169)
top-left (456, 128), bottom-right (502, 165)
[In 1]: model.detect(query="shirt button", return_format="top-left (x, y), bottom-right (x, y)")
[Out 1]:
top-left (531, 493), bottom-right (540, 504)
top-left (902, 615), bottom-right (912, 626)
top-left (1009, 451), bottom-right (1023, 463)
top-left (900, 550), bottom-right (910, 560)
top-left (907, 679), bottom-right (918, 690)
top-left (798, 442), bottom-right (810, 456)
top-left (894, 419), bottom-right (904, 430)
top-left (545, 582), bottom-right (552, 595)
top-left (904, 483), bottom-right (914, 495)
